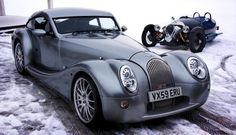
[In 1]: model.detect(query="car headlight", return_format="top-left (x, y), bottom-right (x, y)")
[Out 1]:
top-left (162, 26), bottom-right (166, 32)
top-left (154, 24), bottom-right (161, 31)
top-left (187, 57), bottom-right (206, 79)
top-left (120, 65), bottom-right (137, 93)
top-left (183, 26), bottom-right (189, 33)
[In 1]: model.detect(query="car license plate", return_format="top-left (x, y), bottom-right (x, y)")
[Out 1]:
top-left (148, 87), bottom-right (182, 102)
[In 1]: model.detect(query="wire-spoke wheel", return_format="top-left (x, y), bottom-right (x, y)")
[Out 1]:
top-left (73, 75), bottom-right (101, 125)
top-left (14, 42), bottom-right (27, 74)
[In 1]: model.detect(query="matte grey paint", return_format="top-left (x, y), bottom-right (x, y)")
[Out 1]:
top-left (60, 34), bottom-right (146, 67)
top-left (12, 8), bottom-right (210, 123)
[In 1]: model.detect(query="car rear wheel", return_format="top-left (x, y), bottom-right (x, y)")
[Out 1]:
top-left (73, 75), bottom-right (102, 126)
top-left (141, 24), bottom-right (157, 47)
top-left (14, 41), bottom-right (27, 74)
top-left (189, 27), bottom-right (206, 53)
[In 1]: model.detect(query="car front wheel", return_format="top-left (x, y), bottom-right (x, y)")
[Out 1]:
top-left (14, 41), bottom-right (27, 74)
top-left (73, 75), bottom-right (102, 126)
top-left (189, 27), bottom-right (206, 53)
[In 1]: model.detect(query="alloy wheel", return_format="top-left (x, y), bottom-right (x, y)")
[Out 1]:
top-left (14, 43), bottom-right (24, 72)
top-left (73, 77), bottom-right (96, 123)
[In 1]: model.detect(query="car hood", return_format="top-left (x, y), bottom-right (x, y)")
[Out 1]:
top-left (129, 51), bottom-right (163, 70)
top-left (61, 33), bottom-right (147, 60)
top-left (130, 51), bottom-right (175, 90)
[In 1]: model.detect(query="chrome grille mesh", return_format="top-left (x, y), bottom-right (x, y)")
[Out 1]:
top-left (147, 59), bottom-right (174, 90)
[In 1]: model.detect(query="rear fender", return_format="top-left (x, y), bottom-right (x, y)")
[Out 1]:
top-left (12, 29), bottom-right (33, 66)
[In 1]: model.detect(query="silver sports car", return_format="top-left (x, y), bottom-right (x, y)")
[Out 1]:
top-left (12, 8), bottom-right (210, 125)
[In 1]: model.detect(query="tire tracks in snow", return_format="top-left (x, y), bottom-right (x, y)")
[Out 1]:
top-left (221, 55), bottom-right (236, 82)
top-left (0, 42), bottom-right (11, 49)
top-left (198, 108), bottom-right (236, 130)
top-left (0, 34), bottom-right (11, 49)
top-left (21, 76), bottom-right (96, 135)
top-left (183, 108), bottom-right (236, 135)
top-left (184, 55), bottom-right (236, 135)
top-left (220, 55), bottom-right (233, 71)
top-left (212, 54), bottom-right (236, 82)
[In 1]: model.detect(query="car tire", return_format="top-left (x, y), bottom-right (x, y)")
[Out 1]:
top-left (189, 27), bottom-right (206, 53)
top-left (141, 24), bottom-right (157, 47)
top-left (14, 41), bottom-right (27, 74)
top-left (73, 75), bottom-right (102, 126)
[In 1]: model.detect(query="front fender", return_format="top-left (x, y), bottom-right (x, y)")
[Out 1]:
top-left (71, 59), bottom-right (149, 98)
top-left (12, 29), bottom-right (33, 66)
top-left (161, 50), bottom-right (210, 84)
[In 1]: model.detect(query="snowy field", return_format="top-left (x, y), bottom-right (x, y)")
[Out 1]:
top-left (1, 0), bottom-right (236, 135)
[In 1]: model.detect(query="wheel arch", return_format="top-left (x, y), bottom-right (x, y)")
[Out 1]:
top-left (13, 38), bottom-right (20, 50)
top-left (69, 59), bottom-right (144, 101)
top-left (69, 60), bottom-right (122, 100)
top-left (70, 71), bottom-right (99, 102)
top-left (68, 59), bottom-right (149, 122)
top-left (12, 29), bottom-right (33, 67)
top-left (69, 60), bottom-right (123, 122)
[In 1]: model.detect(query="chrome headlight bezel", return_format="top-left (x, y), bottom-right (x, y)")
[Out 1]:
top-left (120, 65), bottom-right (137, 93)
top-left (154, 24), bottom-right (161, 31)
top-left (187, 57), bottom-right (207, 79)
top-left (183, 26), bottom-right (189, 33)
top-left (162, 26), bottom-right (166, 32)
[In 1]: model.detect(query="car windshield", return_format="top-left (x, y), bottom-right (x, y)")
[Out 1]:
top-left (53, 16), bottom-right (120, 34)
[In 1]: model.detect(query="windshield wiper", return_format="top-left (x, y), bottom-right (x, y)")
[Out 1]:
top-left (72, 30), bottom-right (103, 35)
top-left (103, 29), bottom-right (118, 32)
top-left (71, 29), bottom-right (119, 36)
top-left (72, 31), bottom-right (91, 36)
top-left (99, 29), bottom-right (119, 36)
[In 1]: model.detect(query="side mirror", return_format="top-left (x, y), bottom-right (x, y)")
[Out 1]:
top-left (121, 25), bottom-right (128, 32)
top-left (32, 29), bottom-right (46, 36)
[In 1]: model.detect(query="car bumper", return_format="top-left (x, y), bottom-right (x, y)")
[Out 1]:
top-left (101, 82), bottom-right (210, 123)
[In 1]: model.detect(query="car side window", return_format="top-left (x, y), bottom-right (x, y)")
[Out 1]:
top-left (26, 19), bottom-right (34, 29)
top-left (27, 17), bottom-right (53, 35)
top-left (99, 18), bottom-right (118, 30)
top-left (34, 17), bottom-right (47, 30)
top-left (89, 18), bottom-right (99, 27)
top-left (26, 17), bottom-right (47, 30)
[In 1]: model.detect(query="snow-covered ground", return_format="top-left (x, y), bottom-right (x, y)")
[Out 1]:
top-left (0, 35), bottom-right (68, 135)
top-left (1, 0), bottom-right (236, 134)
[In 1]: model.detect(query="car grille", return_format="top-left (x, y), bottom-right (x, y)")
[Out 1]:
top-left (146, 58), bottom-right (174, 90)
top-left (146, 58), bottom-right (184, 113)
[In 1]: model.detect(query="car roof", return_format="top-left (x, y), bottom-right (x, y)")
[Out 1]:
top-left (32, 8), bottom-right (114, 18)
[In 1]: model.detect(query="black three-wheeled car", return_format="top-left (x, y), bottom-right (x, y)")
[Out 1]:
top-left (142, 12), bottom-right (222, 53)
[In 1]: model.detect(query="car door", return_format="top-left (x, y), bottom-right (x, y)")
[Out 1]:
top-left (29, 16), bottom-right (62, 71)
